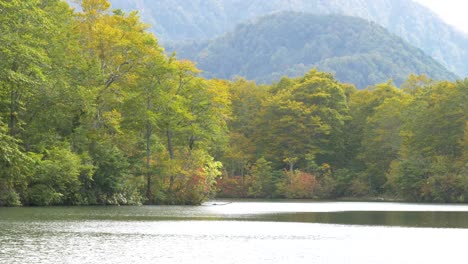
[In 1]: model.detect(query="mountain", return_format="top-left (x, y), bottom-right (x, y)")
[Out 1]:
top-left (167, 12), bottom-right (456, 88)
top-left (108, 0), bottom-right (468, 77)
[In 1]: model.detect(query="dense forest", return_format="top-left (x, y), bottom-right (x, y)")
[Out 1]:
top-left (109, 0), bottom-right (468, 77)
top-left (219, 74), bottom-right (467, 202)
top-left (169, 12), bottom-right (457, 88)
top-left (0, 0), bottom-right (467, 206)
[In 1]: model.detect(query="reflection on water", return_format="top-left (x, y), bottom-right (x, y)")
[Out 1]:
top-left (257, 211), bottom-right (468, 228)
top-left (1, 200), bottom-right (467, 228)
top-left (0, 201), bottom-right (467, 264)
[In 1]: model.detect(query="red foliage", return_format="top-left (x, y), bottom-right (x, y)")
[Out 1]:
top-left (216, 176), bottom-right (248, 198)
top-left (282, 171), bottom-right (317, 199)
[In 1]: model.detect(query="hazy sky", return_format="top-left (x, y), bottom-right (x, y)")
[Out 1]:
top-left (413, 0), bottom-right (468, 33)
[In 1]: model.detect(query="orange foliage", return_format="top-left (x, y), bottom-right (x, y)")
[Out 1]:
top-left (216, 176), bottom-right (248, 198)
top-left (281, 171), bottom-right (318, 199)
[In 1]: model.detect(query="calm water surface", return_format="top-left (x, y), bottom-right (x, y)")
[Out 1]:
top-left (1, 201), bottom-right (467, 264)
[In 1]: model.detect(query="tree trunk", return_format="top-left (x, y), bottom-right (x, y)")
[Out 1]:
top-left (167, 128), bottom-right (175, 191)
top-left (9, 89), bottom-right (17, 136)
top-left (289, 162), bottom-right (294, 173)
top-left (146, 120), bottom-right (153, 202)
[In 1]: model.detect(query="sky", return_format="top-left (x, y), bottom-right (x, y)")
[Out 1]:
top-left (413, 0), bottom-right (468, 33)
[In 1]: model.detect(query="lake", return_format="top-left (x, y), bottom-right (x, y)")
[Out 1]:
top-left (1, 200), bottom-right (467, 264)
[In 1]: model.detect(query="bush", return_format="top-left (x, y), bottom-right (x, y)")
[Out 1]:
top-left (349, 176), bottom-right (372, 197)
top-left (0, 183), bottom-right (21, 207)
top-left (89, 142), bottom-right (130, 204)
top-left (277, 170), bottom-right (318, 199)
top-left (421, 174), bottom-right (467, 203)
top-left (390, 158), bottom-right (428, 201)
top-left (247, 158), bottom-right (275, 198)
top-left (26, 146), bottom-right (83, 205)
top-left (216, 176), bottom-right (247, 198)
top-left (25, 184), bottom-right (62, 206)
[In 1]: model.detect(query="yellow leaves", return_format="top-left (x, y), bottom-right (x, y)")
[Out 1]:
top-left (174, 59), bottom-right (201, 76)
top-left (401, 74), bottom-right (434, 94)
top-left (281, 99), bottom-right (313, 115)
top-left (205, 79), bottom-right (231, 119)
top-left (77, 0), bottom-right (160, 89)
top-left (207, 79), bottom-right (230, 103)
top-left (80, 0), bottom-right (111, 15)
top-left (101, 109), bottom-right (122, 134)
top-left (428, 81), bottom-right (457, 106)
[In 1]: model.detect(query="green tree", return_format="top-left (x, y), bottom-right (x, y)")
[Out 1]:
top-left (73, 0), bottom-right (163, 204)
top-left (26, 146), bottom-right (85, 206)
top-left (258, 70), bottom-right (349, 171)
top-left (360, 92), bottom-right (410, 192)
top-left (390, 80), bottom-right (467, 201)
top-left (0, 0), bottom-right (51, 136)
top-left (75, 0), bottom-right (157, 135)
top-left (155, 62), bottom-right (229, 204)
top-left (123, 57), bottom-right (230, 204)
top-left (221, 78), bottom-right (268, 187)
top-left (247, 158), bottom-right (275, 198)
top-left (344, 82), bottom-right (403, 193)
top-left (18, 1), bottom-right (89, 152)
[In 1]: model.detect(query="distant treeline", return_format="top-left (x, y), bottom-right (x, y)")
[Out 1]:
top-left (0, 0), bottom-right (466, 206)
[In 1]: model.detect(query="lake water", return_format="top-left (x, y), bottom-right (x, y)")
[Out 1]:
top-left (1, 200), bottom-right (467, 264)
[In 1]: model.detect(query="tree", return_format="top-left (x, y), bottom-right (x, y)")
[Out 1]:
top-left (26, 146), bottom-right (85, 206)
top-left (154, 62), bottom-right (229, 203)
top-left (344, 82), bottom-right (403, 193)
top-left (18, 0), bottom-right (88, 152)
top-left (218, 78), bottom-right (270, 197)
top-left (123, 56), bottom-right (230, 204)
top-left (258, 70), bottom-right (349, 171)
top-left (360, 92), bottom-right (410, 192)
top-left (389, 80), bottom-right (467, 201)
top-left (0, 0), bottom-right (51, 136)
top-left (247, 158), bottom-right (275, 198)
top-left (75, 0), bottom-right (157, 136)
top-left (74, 0), bottom-right (163, 204)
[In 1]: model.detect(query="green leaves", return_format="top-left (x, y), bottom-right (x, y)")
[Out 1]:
top-left (258, 70), bottom-right (349, 169)
top-left (0, 0), bottom-right (54, 136)
top-left (26, 146), bottom-right (84, 206)
top-left (386, 80), bottom-right (468, 201)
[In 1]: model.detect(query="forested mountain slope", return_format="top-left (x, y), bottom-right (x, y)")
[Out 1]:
top-left (109, 0), bottom-right (468, 77)
top-left (169, 13), bottom-right (457, 88)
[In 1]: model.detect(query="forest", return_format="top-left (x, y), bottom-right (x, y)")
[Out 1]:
top-left (0, 0), bottom-right (467, 206)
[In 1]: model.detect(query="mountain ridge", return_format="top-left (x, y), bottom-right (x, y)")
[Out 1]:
top-left (168, 12), bottom-right (457, 88)
top-left (109, 0), bottom-right (468, 77)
